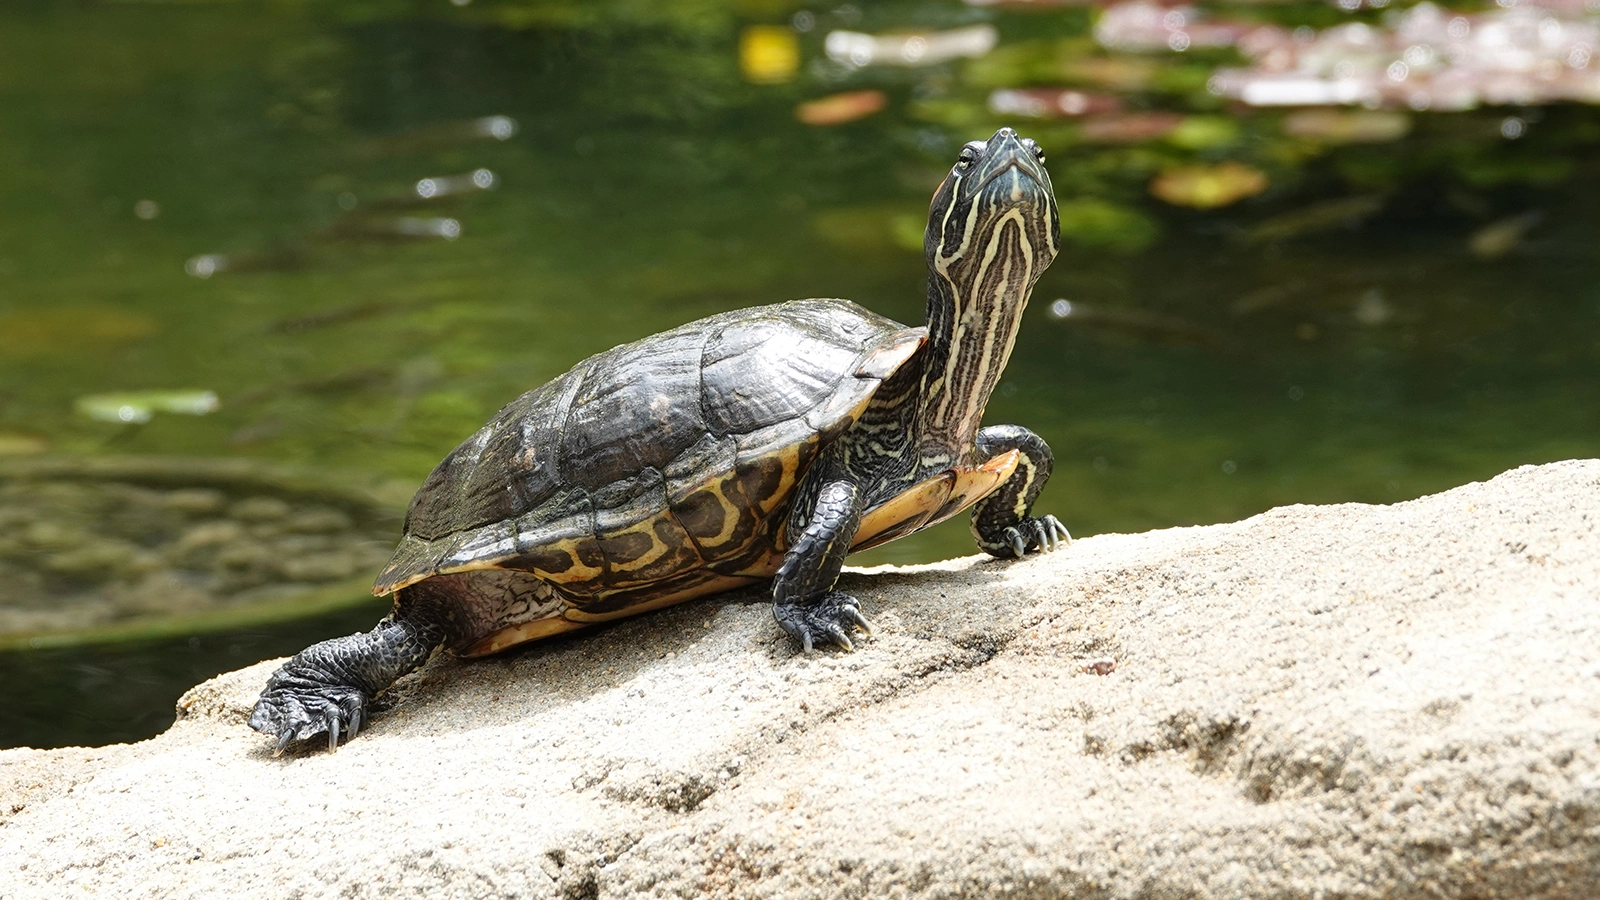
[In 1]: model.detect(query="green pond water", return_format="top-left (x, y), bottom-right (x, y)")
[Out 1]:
top-left (2, 0), bottom-right (1598, 749)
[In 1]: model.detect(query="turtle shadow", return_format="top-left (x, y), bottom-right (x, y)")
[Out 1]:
top-left (384, 583), bottom-right (778, 732)
top-left (333, 555), bottom-right (1036, 747)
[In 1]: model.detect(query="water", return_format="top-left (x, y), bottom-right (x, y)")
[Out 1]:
top-left (2, 0), bottom-right (1597, 749)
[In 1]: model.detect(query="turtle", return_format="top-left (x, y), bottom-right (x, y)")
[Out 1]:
top-left (250, 127), bottom-right (1070, 753)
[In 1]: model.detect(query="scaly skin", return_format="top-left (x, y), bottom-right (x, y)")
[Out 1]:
top-left (773, 480), bottom-right (871, 651)
top-left (249, 598), bottom-right (449, 752)
top-left (970, 424), bottom-right (1071, 558)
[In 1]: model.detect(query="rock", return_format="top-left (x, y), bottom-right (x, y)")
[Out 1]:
top-left (1, 460), bottom-right (1597, 899)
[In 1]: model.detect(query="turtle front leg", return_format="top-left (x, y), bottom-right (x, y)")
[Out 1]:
top-left (249, 602), bottom-right (446, 753)
top-left (970, 424), bottom-right (1071, 558)
top-left (773, 479), bottom-right (872, 652)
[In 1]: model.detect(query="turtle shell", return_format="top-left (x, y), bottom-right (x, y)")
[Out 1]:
top-left (372, 299), bottom-right (923, 654)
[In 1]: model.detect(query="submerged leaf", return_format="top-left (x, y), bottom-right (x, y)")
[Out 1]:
top-left (0, 308), bottom-right (158, 358)
top-left (0, 433), bottom-right (48, 455)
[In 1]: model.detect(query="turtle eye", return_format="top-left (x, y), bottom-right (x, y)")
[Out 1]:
top-left (955, 141), bottom-right (984, 171)
top-left (1025, 139), bottom-right (1045, 163)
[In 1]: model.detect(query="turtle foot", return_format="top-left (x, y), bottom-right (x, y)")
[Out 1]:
top-left (991, 514), bottom-right (1070, 558)
top-left (775, 591), bottom-right (872, 653)
top-left (249, 666), bottom-right (369, 754)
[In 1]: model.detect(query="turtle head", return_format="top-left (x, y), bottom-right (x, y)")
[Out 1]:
top-left (912, 128), bottom-right (1060, 458)
top-left (925, 127), bottom-right (1060, 287)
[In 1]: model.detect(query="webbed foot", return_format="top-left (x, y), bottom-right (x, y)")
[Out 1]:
top-left (991, 514), bottom-right (1071, 558)
top-left (249, 664), bottom-right (369, 754)
top-left (775, 591), bottom-right (872, 653)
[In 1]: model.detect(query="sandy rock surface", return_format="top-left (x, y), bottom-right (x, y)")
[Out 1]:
top-left (2, 460), bottom-right (1597, 899)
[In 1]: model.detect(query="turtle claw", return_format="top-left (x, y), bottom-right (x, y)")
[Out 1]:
top-left (998, 515), bottom-right (1071, 558)
top-left (776, 591), bottom-right (872, 653)
top-left (250, 664), bottom-right (371, 754)
top-left (842, 606), bottom-right (873, 636)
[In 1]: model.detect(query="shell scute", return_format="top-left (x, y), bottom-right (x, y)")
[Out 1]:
top-left (700, 317), bottom-right (861, 435)
top-left (558, 329), bottom-right (708, 492)
top-left (590, 467), bottom-right (667, 532)
top-left (663, 433), bottom-right (739, 502)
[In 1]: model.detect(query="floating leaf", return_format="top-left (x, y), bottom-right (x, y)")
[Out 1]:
top-left (76, 390), bottom-right (220, 424)
top-left (1468, 210), bottom-right (1542, 260)
top-left (796, 90), bottom-right (888, 126)
top-left (1166, 116), bottom-right (1241, 151)
top-left (1080, 113), bottom-right (1185, 144)
top-left (1282, 110), bottom-right (1411, 144)
top-left (740, 26), bottom-right (799, 84)
top-left (1242, 194), bottom-right (1386, 245)
top-left (987, 88), bottom-right (1121, 119)
top-left (1149, 162), bottom-right (1268, 209)
top-left (824, 25), bottom-right (997, 69)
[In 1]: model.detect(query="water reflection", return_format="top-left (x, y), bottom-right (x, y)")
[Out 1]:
top-left (353, 115), bottom-right (518, 158)
top-left (414, 168), bottom-right (497, 200)
top-left (1048, 298), bottom-right (1231, 349)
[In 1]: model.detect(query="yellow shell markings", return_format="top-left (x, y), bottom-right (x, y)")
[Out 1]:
top-left (465, 614), bottom-right (585, 657)
top-left (750, 441), bottom-right (805, 519)
top-left (670, 476), bottom-right (745, 549)
top-left (600, 517), bottom-right (690, 577)
top-left (558, 573), bottom-right (761, 627)
top-left (522, 534), bottom-right (606, 586)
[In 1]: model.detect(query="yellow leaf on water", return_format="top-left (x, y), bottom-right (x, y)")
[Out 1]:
top-left (740, 26), bottom-right (799, 84)
top-left (1149, 162), bottom-right (1268, 209)
top-left (796, 90), bottom-right (888, 126)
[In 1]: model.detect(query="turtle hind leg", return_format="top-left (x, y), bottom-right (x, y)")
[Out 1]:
top-left (249, 591), bottom-right (448, 753)
top-left (970, 424), bottom-right (1070, 558)
top-left (773, 478), bottom-right (871, 652)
